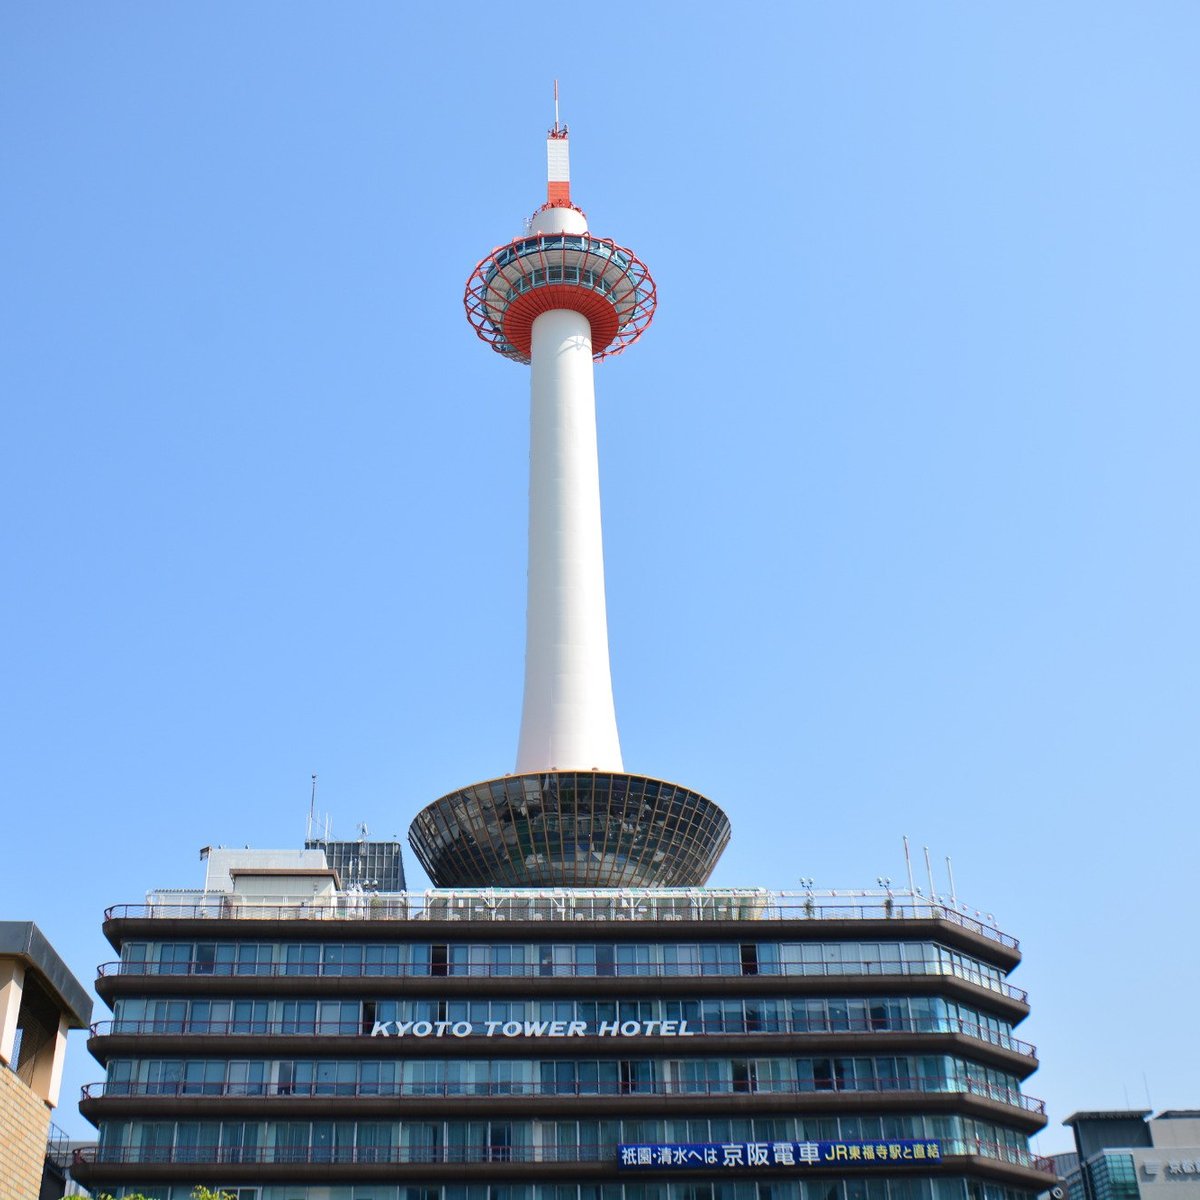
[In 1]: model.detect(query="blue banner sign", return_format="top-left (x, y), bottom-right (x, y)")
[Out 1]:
top-left (618, 1141), bottom-right (943, 1170)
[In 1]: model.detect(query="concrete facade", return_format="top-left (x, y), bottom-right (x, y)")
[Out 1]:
top-left (202, 847), bottom-right (330, 891)
top-left (1125, 1115), bottom-right (1200, 1199)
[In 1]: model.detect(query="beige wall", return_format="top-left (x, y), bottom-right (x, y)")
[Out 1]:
top-left (0, 1063), bottom-right (51, 1200)
top-left (1151, 1119), bottom-right (1200, 1149)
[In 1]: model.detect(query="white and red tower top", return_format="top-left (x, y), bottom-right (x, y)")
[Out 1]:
top-left (409, 103), bottom-right (731, 888)
top-left (464, 105), bottom-right (658, 774)
top-left (545, 84), bottom-right (572, 207)
top-left (464, 117), bottom-right (656, 364)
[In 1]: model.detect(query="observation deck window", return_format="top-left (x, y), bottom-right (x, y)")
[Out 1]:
top-left (502, 266), bottom-right (617, 304)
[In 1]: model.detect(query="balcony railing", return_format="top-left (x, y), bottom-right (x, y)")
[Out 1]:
top-left (94, 958), bottom-right (1028, 1004)
top-left (972, 1139), bottom-right (1058, 1174)
top-left (81, 1076), bottom-right (1046, 1115)
top-left (73, 1137), bottom-right (1056, 1171)
top-left (88, 1016), bottom-right (1036, 1059)
top-left (104, 889), bottom-right (1018, 951)
top-left (45, 1120), bottom-right (74, 1170)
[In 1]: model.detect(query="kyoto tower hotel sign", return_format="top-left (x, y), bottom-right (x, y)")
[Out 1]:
top-left (408, 107), bottom-right (731, 889)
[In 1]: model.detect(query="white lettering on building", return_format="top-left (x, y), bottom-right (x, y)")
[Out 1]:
top-left (371, 1017), bottom-right (695, 1038)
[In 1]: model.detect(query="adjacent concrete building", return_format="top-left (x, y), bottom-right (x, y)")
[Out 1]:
top-left (1061, 1111), bottom-right (1200, 1200)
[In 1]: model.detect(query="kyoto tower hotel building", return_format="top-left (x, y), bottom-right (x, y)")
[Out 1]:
top-left (77, 113), bottom-right (1057, 1200)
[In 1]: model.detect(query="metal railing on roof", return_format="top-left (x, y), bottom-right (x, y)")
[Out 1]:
top-left (104, 889), bottom-right (1018, 951)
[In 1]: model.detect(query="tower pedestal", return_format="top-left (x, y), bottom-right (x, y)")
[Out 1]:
top-left (409, 771), bottom-right (730, 889)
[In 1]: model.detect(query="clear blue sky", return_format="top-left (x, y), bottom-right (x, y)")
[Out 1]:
top-left (2, 3), bottom-right (1197, 1150)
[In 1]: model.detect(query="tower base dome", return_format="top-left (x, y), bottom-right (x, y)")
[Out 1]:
top-left (408, 771), bottom-right (730, 889)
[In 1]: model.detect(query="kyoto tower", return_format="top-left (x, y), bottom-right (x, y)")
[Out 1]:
top-left (408, 99), bottom-right (730, 888)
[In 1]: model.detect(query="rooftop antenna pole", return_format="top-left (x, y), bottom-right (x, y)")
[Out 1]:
top-left (923, 845), bottom-right (937, 903)
top-left (308, 774), bottom-right (317, 841)
top-left (945, 855), bottom-right (958, 907)
top-left (903, 836), bottom-right (916, 895)
top-left (553, 79), bottom-right (560, 135)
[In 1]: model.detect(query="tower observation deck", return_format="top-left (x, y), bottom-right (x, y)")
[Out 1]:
top-left (408, 111), bottom-right (730, 888)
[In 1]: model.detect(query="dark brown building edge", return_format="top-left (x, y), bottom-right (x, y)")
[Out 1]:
top-left (80, 1088), bottom-right (1047, 1133)
top-left (74, 1153), bottom-right (1056, 1191)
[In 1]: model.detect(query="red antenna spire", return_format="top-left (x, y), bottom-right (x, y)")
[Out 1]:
top-left (546, 80), bottom-right (570, 206)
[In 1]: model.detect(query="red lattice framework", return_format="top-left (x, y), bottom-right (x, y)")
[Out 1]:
top-left (464, 232), bottom-right (657, 365)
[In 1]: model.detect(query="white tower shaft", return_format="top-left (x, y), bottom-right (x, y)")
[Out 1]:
top-left (515, 307), bottom-right (623, 773)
